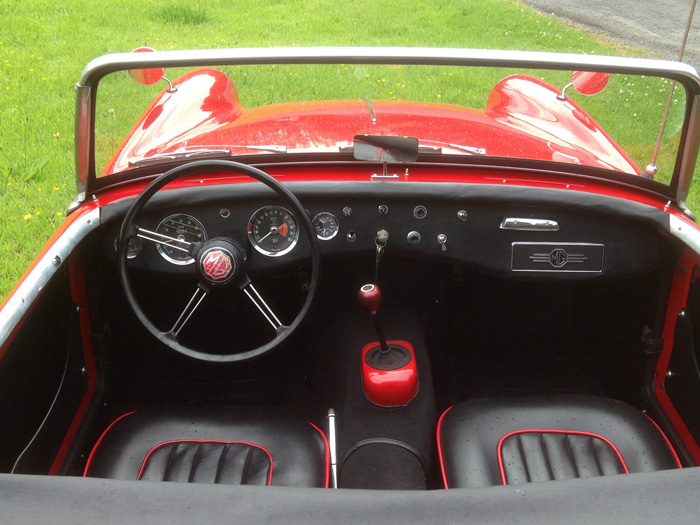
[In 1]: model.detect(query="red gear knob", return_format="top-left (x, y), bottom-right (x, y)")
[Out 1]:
top-left (358, 284), bottom-right (382, 314)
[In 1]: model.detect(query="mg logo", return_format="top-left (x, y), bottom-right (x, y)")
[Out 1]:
top-left (201, 249), bottom-right (233, 282)
top-left (529, 248), bottom-right (588, 269)
top-left (549, 249), bottom-right (568, 268)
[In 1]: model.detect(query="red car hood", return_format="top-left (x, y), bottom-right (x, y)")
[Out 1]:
top-left (104, 68), bottom-right (639, 175)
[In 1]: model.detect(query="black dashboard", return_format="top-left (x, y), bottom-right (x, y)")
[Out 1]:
top-left (100, 179), bottom-right (671, 280)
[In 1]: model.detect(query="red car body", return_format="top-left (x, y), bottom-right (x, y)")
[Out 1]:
top-left (106, 68), bottom-right (637, 174)
top-left (2, 48), bottom-right (700, 523)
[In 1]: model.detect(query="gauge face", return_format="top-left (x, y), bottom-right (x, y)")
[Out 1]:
top-left (156, 214), bottom-right (207, 265)
top-left (312, 212), bottom-right (339, 240)
top-left (248, 206), bottom-right (299, 256)
top-left (114, 236), bottom-right (143, 259)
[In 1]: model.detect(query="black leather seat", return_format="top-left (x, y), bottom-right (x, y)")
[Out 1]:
top-left (437, 396), bottom-right (682, 488)
top-left (83, 407), bottom-right (328, 487)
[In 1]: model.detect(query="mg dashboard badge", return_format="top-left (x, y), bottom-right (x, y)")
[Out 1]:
top-left (511, 242), bottom-right (603, 273)
top-left (530, 248), bottom-right (587, 268)
top-left (201, 249), bottom-right (234, 284)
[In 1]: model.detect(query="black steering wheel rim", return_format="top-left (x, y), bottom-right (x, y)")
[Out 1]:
top-left (117, 159), bottom-right (321, 362)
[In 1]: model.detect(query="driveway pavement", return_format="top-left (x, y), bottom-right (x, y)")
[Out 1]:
top-left (524, 0), bottom-right (700, 70)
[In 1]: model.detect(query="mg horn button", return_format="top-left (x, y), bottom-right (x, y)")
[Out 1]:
top-left (197, 244), bottom-right (240, 285)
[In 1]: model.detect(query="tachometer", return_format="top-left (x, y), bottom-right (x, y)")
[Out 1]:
top-left (248, 206), bottom-right (299, 256)
top-left (155, 214), bottom-right (207, 265)
top-left (312, 212), bottom-right (339, 240)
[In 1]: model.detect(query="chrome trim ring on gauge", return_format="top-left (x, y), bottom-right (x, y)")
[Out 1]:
top-left (248, 205), bottom-right (299, 256)
top-left (312, 212), bottom-right (339, 240)
top-left (113, 236), bottom-right (143, 259)
top-left (155, 213), bottom-right (207, 265)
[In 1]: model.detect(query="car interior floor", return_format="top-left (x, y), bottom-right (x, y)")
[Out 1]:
top-left (83, 254), bottom-right (670, 489)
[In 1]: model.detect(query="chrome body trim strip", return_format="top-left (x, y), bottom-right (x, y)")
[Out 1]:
top-left (0, 208), bottom-right (101, 349)
top-left (670, 213), bottom-right (700, 256)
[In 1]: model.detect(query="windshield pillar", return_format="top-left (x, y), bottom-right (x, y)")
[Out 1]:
top-left (74, 83), bottom-right (92, 207)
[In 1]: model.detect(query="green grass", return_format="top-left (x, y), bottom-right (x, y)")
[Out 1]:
top-left (0, 0), bottom-right (695, 300)
top-left (153, 5), bottom-right (208, 25)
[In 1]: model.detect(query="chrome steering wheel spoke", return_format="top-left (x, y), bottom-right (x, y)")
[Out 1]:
top-left (169, 285), bottom-right (208, 337)
top-left (136, 226), bottom-right (193, 255)
top-left (242, 283), bottom-right (285, 331)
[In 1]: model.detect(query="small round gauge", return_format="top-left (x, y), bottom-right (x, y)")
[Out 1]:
top-left (114, 236), bottom-right (143, 259)
top-left (248, 206), bottom-right (299, 257)
top-left (312, 212), bottom-right (339, 240)
top-left (156, 213), bottom-right (207, 265)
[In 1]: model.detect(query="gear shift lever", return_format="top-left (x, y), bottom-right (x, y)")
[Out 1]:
top-left (358, 283), bottom-right (418, 406)
top-left (358, 284), bottom-right (388, 352)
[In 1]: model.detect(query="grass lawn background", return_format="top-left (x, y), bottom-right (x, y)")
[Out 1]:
top-left (1, 0), bottom-right (696, 299)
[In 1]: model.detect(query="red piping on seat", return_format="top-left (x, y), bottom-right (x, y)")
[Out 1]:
top-left (83, 411), bottom-right (138, 477)
top-left (136, 440), bottom-right (273, 485)
top-left (435, 405), bottom-right (454, 489)
top-left (643, 413), bottom-right (683, 469)
top-left (308, 421), bottom-right (331, 489)
top-left (497, 429), bottom-right (630, 485)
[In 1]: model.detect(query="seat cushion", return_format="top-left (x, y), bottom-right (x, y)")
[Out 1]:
top-left (84, 407), bottom-right (328, 488)
top-left (437, 396), bottom-right (681, 488)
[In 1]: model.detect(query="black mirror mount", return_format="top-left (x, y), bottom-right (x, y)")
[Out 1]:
top-left (353, 135), bottom-right (419, 180)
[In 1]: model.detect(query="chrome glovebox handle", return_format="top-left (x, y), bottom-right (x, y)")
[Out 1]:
top-left (500, 217), bottom-right (560, 231)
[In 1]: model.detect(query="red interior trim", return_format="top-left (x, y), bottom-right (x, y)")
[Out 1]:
top-left (83, 411), bottom-right (138, 477)
top-left (435, 405), bottom-right (454, 489)
top-left (136, 440), bottom-right (274, 485)
top-left (497, 429), bottom-right (629, 485)
top-left (643, 413), bottom-right (683, 469)
top-left (654, 247), bottom-right (700, 463)
top-left (307, 421), bottom-right (331, 489)
top-left (49, 255), bottom-right (98, 474)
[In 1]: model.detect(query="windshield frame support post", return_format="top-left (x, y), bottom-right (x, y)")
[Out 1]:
top-left (73, 83), bottom-right (92, 211)
top-left (676, 95), bottom-right (700, 209)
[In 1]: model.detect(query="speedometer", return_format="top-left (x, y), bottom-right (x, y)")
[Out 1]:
top-left (156, 214), bottom-right (207, 265)
top-left (248, 206), bottom-right (299, 256)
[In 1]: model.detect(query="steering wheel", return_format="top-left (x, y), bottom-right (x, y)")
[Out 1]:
top-left (117, 160), bottom-right (321, 362)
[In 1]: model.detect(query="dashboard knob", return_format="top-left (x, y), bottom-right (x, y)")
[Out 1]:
top-left (407, 231), bottom-right (421, 244)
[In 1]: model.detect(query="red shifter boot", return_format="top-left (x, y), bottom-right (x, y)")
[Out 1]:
top-left (357, 284), bottom-right (418, 407)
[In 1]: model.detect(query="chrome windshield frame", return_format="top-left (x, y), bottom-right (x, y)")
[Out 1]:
top-left (74, 47), bottom-right (700, 207)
